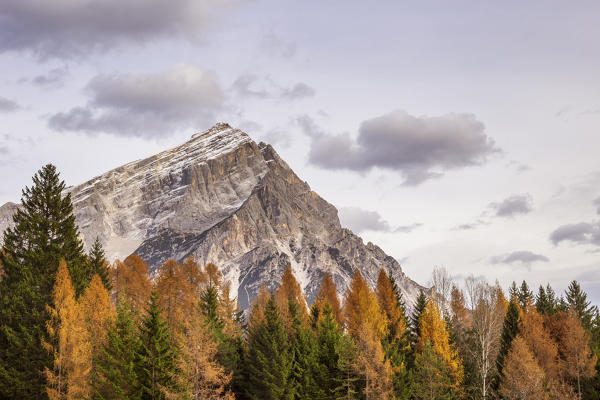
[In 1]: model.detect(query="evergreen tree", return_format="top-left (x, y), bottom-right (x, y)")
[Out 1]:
top-left (87, 237), bottom-right (111, 291)
top-left (566, 280), bottom-right (597, 331)
top-left (95, 299), bottom-right (140, 400)
top-left (0, 164), bottom-right (86, 399)
top-left (412, 341), bottom-right (456, 400)
top-left (411, 290), bottom-right (428, 342)
top-left (492, 299), bottom-right (520, 392)
top-left (136, 291), bottom-right (179, 400)
top-left (517, 280), bottom-right (533, 308)
top-left (536, 285), bottom-right (550, 314)
top-left (333, 334), bottom-right (360, 400)
top-left (288, 300), bottom-right (322, 399)
top-left (315, 303), bottom-right (347, 398)
top-left (508, 281), bottom-right (519, 301)
top-left (245, 295), bottom-right (294, 400)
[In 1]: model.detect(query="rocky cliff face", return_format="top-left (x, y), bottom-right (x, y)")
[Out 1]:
top-left (0, 123), bottom-right (424, 309)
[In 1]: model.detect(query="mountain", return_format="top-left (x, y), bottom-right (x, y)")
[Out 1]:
top-left (0, 123), bottom-right (424, 309)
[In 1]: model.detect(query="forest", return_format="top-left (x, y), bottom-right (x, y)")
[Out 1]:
top-left (1, 164), bottom-right (599, 400)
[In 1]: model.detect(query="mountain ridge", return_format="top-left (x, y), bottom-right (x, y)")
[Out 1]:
top-left (0, 123), bottom-right (425, 308)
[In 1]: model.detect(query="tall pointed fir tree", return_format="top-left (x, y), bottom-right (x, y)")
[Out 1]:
top-left (0, 164), bottom-right (87, 399)
top-left (492, 298), bottom-right (520, 392)
top-left (94, 299), bottom-right (141, 400)
top-left (87, 237), bottom-right (111, 292)
top-left (566, 280), bottom-right (597, 331)
top-left (411, 290), bottom-right (428, 343)
top-left (245, 295), bottom-right (294, 400)
top-left (136, 291), bottom-right (179, 400)
top-left (517, 280), bottom-right (533, 308)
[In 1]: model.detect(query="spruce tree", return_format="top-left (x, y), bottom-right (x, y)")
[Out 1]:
top-left (412, 341), bottom-right (455, 400)
top-left (95, 299), bottom-right (140, 400)
top-left (136, 291), bottom-right (179, 400)
top-left (0, 164), bottom-right (86, 399)
top-left (245, 295), bottom-right (294, 400)
top-left (315, 303), bottom-right (346, 398)
top-left (492, 299), bottom-right (520, 392)
top-left (517, 280), bottom-right (533, 308)
top-left (566, 280), bottom-right (597, 331)
top-left (411, 290), bottom-right (428, 342)
top-left (88, 237), bottom-right (111, 291)
top-left (508, 281), bottom-right (519, 300)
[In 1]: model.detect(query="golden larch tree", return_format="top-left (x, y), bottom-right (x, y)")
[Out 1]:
top-left (419, 299), bottom-right (464, 389)
top-left (499, 335), bottom-right (548, 400)
top-left (43, 260), bottom-right (92, 400)
top-left (275, 265), bottom-right (309, 330)
top-left (248, 284), bottom-right (272, 331)
top-left (313, 272), bottom-right (343, 326)
top-left (561, 312), bottom-right (597, 399)
top-left (376, 268), bottom-right (407, 342)
top-left (79, 274), bottom-right (115, 392)
top-left (111, 254), bottom-right (152, 315)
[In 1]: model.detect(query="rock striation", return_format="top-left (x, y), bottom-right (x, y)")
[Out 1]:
top-left (0, 123), bottom-right (424, 309)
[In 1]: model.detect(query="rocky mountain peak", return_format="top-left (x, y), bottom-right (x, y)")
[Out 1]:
top-left (0, 123), bottom-right (424, 309)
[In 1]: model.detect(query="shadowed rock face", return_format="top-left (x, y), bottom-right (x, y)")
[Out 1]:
top-left (0, 123), bottom-right (424, 309)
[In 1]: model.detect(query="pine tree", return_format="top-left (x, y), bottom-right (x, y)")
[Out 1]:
top-left (79, 274), bottom-right (115, 394)
top-left (411, 290), bottom-right (428, 342)
top-left (566, 281), bottom-right (597, 331)
top-left (94, 299), bottom-right (140, 400)
top-left (0, 164), bottom-right (86, 399)
top-left (136, 291), bottom-right (179, 400)
top-left (43, 260), bottom-right (92, 400)
top-left (517, 280), bottom-right (533, 308)
top-left (245, 295), bottom-right (294, 400)
top-left (493, 299), bottom-right (520, 391)
top-left (87, 238), bottom-right (111, 291)
top-left (412, 341), bottom-right (456, 400)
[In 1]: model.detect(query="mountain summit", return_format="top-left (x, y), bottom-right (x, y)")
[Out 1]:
top-left (0, 123), bottom-right (423, 308)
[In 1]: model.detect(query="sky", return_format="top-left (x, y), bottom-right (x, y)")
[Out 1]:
top-left (1, 0), bottom-right (600, 301)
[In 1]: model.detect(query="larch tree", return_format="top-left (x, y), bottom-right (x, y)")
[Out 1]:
top-left (79, 274), bottom-right (115, 394)
top-left (155, 259), bottom-right (190, 334)
top-left (276, 265), bottom-right (309, 331)
top-left (498, 335), bottom-right (547, 400)
top-left (376, 268), bottom-right (411, 399)
top-left (343, 271), bottom-right (393, 399)
top-left (43, 260), bottom-right (92, 400)
top-left (418, 299), bottom-right (463, 391)
top-left (519, 304), bottom-right (561, 382)
top-left (560, 312), bottom-right (597, 399)
top-left (0, 164), bottom-right (87, 399)
top-left (175, 307), bottom-right (234, 400)
top-left (112, 254), bottom-right (152, 316)
top-left (312, 272), bottom-right (343, 328)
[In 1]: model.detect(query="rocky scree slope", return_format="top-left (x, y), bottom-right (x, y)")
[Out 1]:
top-left (0, 123), bottom-right (424, 309)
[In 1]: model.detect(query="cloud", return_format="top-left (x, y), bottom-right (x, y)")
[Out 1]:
top-left (453, 219), bottom-right (489, 231)
top-left (490, 250), bottom-right (549, 269)
top-left (298, 110), bottom-right (499, 185)
top-left (0, 0), bottom-right (247, 60)
top-left (259, 32), bottom-right (297, 59)
top-left (280, 83), bottom-right (315, 100)
top-left (338, 206), bottom-right (421, 234)
top-left (232, 74), bottom-right (315, 101)
top-left (32, 67), bottom-right (68, 87)
top-left (550, 221), bottom-right (600, 247)
top-left (594, 197), bottom-right (600, 214)
top-left (48, 64), bottom-right (224, 138)
top-left (0, 96), bottom-right (21, 112)
top-left (488, 194), bottom-right (533, 218)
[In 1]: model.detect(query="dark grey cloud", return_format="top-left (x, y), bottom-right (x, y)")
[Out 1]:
top-left (488, 194), bottom-right (533, 218)
top-left (298, 110), bottom-right (499, 185)
top-left (232, 74), bottom-right (315, 101)
top-left (0, 0), bottom-right (247, 60)
top-left (594, 197), bottom-right (600, 214)
top-left (338, 206), bottom-right (421, 234)
top-left (490, 250), bottom-right (549, 269)
top-left (48, 64), bottom-right (224, 138)
top-left (0, 96), bottom-right (20, 112)
top-left (550, 221), bottom-right (600, 247)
